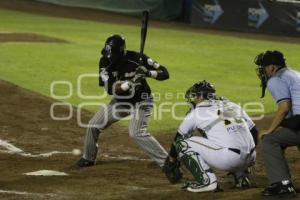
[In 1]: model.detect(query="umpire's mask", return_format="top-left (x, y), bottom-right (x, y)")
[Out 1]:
top-left (102, 34), bottom-right (126, 65)
top-left (254, 50), bottom-right (286, 98)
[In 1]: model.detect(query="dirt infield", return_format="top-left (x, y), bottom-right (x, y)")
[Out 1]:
top-left (0, 80), bottom-right (299, 200)
top-left (0, 33), bottom-right (68, 43)
top-left (0, 1), bottom-right (299, 199)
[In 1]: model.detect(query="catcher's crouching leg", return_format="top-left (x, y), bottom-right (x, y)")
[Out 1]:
top-left (176, 140), bottom-right (210, 185)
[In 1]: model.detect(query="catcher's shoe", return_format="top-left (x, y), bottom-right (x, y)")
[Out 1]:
top-left (234, 175), bottom-right (252, 189)
top-left (230, 168), bottom-right (254, 189)
top-left (76, 158), bottom-right (95, 168)
top-left (183, 181), bottom-right (218, 193)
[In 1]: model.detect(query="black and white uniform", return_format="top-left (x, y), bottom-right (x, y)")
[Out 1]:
top-left (82, 50), bottom-right (169, 167)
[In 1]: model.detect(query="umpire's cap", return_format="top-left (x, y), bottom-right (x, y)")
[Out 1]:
top-left (254, 50), bottom-right (286, 68)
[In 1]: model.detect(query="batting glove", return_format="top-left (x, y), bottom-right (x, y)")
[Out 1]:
top-left (136, 66), bottom-right (151, 77)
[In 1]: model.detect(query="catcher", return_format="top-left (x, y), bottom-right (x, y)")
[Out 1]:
top-left (163, 80), bottom-right (258, 192)
top-left (76, 34), bottom-right (169, 168)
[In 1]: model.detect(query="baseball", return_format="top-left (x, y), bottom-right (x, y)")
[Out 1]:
top-left (72, 148), bottom-right (82, 156)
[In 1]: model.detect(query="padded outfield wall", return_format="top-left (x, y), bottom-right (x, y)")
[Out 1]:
top-left (35, 0), bottom-right (183, 20)
top-left (190, 0), bottom-right (300, 36)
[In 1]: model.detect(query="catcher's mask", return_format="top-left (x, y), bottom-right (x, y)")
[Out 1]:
top-left (102, 34), bottom-right (126, 65)
top-left (185, 80), bottom-right (216, 105)
top-left (254, 50), bottom-right (286, 98)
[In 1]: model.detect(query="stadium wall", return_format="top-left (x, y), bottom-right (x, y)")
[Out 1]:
top-left (190, 0), bottom-right (300, 36)
top-left (35, 0), bottom-right (183, 21)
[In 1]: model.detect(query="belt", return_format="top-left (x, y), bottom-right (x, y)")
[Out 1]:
top-left (228, 147), bottom-right (255, 155)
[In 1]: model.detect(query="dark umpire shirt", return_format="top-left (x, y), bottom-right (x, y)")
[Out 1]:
top-left (99, 50), bottom-right (169, 104)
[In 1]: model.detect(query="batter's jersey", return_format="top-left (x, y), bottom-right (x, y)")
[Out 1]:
top-left (178, 100), bottom-right (255, 153)
top-left (267, 68), bottom-right (300, 116)
top-left (99, 50), bottom-right (169, 104)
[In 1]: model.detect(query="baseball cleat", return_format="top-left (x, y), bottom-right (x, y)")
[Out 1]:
top-left (76, 158), bottom-right (95, 168)
top-left (234, 175), bottom-right (252, 189)
top-left (183, 181), bottom-right (218, 193)
top-left (229, 168), bottom-right (255, 189)
top-left (262, 181), bottom-right (297, 197)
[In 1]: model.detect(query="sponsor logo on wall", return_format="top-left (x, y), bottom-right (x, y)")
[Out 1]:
top-left (248, 1), bottom-right (269, 29)
top-left (203, 0), bottom-right (223, 24)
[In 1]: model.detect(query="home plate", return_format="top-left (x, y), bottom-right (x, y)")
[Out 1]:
top-left (23, 170), bottom-right (68, 176)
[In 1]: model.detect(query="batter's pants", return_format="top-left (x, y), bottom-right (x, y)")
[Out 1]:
top-left (82, 98), bottom-right (168, 167)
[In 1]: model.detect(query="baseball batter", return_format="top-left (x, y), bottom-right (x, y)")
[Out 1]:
top-left (76, 34), bottom-right (169, 168)
top-left (165, 80), bottom-right (257, 192)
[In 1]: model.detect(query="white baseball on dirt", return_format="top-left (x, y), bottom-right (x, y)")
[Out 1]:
top-left (72, 149), bottom-right (82, 156)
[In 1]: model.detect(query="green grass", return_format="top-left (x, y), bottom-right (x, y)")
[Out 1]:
top-left (1, 9), bottom-right (300, 132)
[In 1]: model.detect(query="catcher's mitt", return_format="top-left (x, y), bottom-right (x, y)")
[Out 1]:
top-left (162, 156), bottom-right (182, 184)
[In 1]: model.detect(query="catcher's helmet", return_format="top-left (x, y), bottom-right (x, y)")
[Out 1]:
top-left (102, 34), bottom-right (126, 64)
top-left (185, 80), bottom-right (216, 102)
top-left (254, 50), bottom-right (286, 98)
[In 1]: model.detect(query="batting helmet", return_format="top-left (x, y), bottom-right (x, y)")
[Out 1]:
top-left (102, 34), bottom-right (126, 64)
top-left (185, 80), bottom-right (216, 103)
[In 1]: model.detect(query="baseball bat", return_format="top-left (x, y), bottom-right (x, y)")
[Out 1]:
top-left (139, 10), bottom-right (149, 65)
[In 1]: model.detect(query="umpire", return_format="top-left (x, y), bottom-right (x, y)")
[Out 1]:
top-left (254, 50), bottom-right (300, 197)
top-left (76, 34), bottom-right (169, 168)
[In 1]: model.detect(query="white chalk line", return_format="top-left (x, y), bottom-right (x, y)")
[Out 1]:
top-left (0, 189), bottom-right (57, 197)
top-left (0, 139), bottom-right (151, 161)
top-left (0, 139), bottom-right (71, 158)
top-left (102, 154), bottom-right (151, 161)
top-left (0, 149), bottom-right (72, 157)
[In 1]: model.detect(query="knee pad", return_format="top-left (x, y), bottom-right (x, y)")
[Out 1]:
top-left (175, 139), bottom-right (189, 154)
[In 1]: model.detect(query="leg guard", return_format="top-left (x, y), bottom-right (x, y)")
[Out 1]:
top-left (176, 140), bottom-right (210, 185)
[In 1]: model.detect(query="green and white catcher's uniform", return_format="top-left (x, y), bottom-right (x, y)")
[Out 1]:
top-left (177, 99), bottom-right (256, 184)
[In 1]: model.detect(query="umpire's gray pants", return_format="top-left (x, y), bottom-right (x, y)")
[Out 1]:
top-left (261, 127), bottom-right (300, 184)
top-left (82, 98), bottom-right (168, 167)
